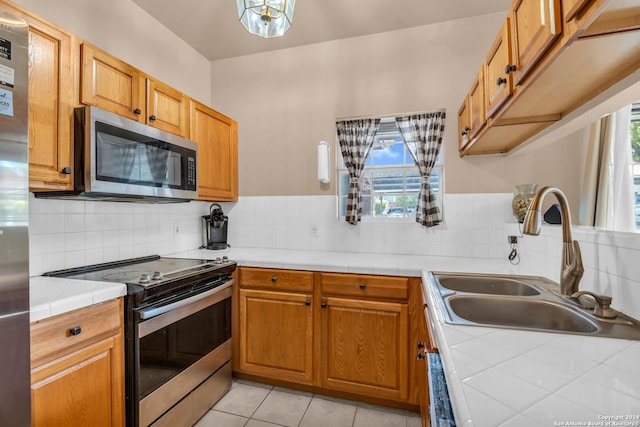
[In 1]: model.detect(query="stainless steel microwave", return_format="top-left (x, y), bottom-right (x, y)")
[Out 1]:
top-left (36, 106), bottom-right (198, 202)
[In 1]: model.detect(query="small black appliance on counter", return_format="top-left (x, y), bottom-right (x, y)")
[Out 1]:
top-left (202, 203), bottom-right (229, 249)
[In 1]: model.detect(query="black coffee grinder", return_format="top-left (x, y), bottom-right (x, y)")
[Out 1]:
top-left (201, 203), bottom-right (229, 250)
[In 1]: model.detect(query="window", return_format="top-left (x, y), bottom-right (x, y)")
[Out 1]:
top-left (337, 117), bottom-right (444, 219)
top-left (631, 101), bottom-right (640, 229)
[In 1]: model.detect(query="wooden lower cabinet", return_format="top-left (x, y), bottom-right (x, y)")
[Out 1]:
top-left (30, 299), bottom-right (124, 427)
top-left (238, 288), bottom-right (314, 384)
top-left (235, 267), bottom-right (421, 409)
top-left (319, 296), bottom-right (409, 401)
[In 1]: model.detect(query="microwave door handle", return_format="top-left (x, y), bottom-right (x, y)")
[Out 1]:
top-left (138, 279), bottom-right (232, 320)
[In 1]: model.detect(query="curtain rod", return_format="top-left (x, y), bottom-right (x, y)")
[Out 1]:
top-left (336, 108), bottom-right (446, 122)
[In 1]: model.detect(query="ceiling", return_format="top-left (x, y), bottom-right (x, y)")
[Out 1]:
top-left (132, 0), bottom-right (512, 61)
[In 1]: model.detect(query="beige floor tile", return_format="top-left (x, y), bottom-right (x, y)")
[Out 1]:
top-left (213, 382), bottom-right (271, 417)
top-left (273, 386), bottom-right (313, 397)
top-left (193, 410), bottom-right (247, 427)
top-left (252, 390), bottom-right (312, 427)
top-left (245, 419), bottom-right (284, 427)
top-left (407, 413), bottom-right (423, 427)
top-left (353, 406), bottom-right (408, 427)
top-left (235, 379), bottom-right (275, 390)
top-left (299, 396), bottom-right (357, 427)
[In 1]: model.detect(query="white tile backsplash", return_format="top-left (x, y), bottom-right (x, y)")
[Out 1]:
top-left (27, 192), bottom-right (640, 321)
top-left (515, 223), bottom-right (640, 319)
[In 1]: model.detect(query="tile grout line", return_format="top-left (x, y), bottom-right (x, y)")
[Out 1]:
top-left (294, 393), bottom-right (315, 427)
top-left (241, 384), bottom-right (276, 427)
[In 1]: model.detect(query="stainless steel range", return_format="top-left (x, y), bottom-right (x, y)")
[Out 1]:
top-left (45, 255), bottom-right (236, 427)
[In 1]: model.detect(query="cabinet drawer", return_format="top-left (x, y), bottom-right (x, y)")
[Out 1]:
top-left (239, 267), bottom-right (313, 292)
top-left (31, 299), bottom-right (122, 367)
top-left (320, 273), bottom-right (409, 300)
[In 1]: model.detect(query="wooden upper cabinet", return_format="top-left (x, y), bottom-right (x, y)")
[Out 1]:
top-left (510, 0), bottom-right (562, 86)
top-left (457, 96), bottom-right (471, 151)
top-left (190, 99), bottom-right (238, 201)
top-left (147, 79), bottom-right (189, 138)
top-left (563, 0), bottom-right (593, 22)
top-left (81, 42), bottom-right (146, 122)
top-left (485, 19), bottom-right (514, 119)
top-left (1, 1), bottom-right (77, 191)
top-left (81, 43), bottom-right (190, 137)
top-left (468, 67), bottom-right (486, 140)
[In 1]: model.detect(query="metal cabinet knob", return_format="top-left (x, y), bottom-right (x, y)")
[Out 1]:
top-left (416, 352), bottom-right (425, 360)
top-left (271, 276), bottom-right (277, 283)
top-left (149, 115), bottom-right (157, 121)
top-left (496, 77), bottom-right (507, 86)
top-left (321, 302), bottom-right (327, 308)
top-left (359, 283), bottom-right (366, 290)
top-left (133, 108), bottom-right (141, 115)
top-left (505, 64), bottom-right (516, 75)
top-left (417, 342), bottom-right (425, 349)
top-left (61, 167), bottom-right (72, 175)
top-left (305, 300), bottom-right (311, 306)
top-left (69, 326), bottom-right (82, 336)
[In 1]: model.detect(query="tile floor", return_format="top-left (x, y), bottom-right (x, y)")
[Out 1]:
top-left (194, 379), bottom-right (422, 427)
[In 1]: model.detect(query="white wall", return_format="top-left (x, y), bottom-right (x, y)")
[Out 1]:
top-left (12, 0), bottom-right (211, 104)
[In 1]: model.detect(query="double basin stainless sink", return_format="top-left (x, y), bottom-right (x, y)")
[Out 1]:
top-left (429, 272), bottom-right (640, 340)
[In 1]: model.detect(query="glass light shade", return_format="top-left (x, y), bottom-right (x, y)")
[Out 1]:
top-left (237, 0), bottom-right (295, 38)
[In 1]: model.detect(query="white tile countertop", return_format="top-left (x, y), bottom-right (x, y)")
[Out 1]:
top-left (422, 271), bottom-right (640, 426)
top-left (29, 276), bottom-right (126, 322)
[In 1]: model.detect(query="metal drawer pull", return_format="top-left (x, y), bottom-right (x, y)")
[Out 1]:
top-left (359, 283), bottom-right (366, 290)
top-left (69, 326), bottom-right (82, 336)
top-left (271, 276), bottom-right (277, 283)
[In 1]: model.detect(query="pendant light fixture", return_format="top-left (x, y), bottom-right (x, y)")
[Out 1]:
top-left (237, 0), bottom-right (296, 38)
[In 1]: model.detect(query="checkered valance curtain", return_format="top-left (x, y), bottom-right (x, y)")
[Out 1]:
top-left (395, 112), bottom-right (446, 227)
top-left (336, 119), bottom-right (380, 225)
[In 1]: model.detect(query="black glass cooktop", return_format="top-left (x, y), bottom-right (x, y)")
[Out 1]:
top-left (43, 255), bottom-right (233, 286)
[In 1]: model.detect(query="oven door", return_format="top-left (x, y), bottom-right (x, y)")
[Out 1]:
top-left (135, 280), bottom-right (232, 427)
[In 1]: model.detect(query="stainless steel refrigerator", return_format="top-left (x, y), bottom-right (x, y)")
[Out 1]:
top-left (0, 8), bottom-right (31, 426)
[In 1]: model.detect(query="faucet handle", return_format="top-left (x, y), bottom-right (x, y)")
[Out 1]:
top-left (570, 290), bottom-right (617, 319)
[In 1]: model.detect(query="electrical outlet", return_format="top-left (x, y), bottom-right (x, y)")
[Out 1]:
top-left (309, 223), bottom-right (319, 237)
top-left (508, 235), bottom-right (518, 244)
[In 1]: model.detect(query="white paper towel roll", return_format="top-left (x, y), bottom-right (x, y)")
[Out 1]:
top-left (318, 141), bottom-right (330, 183)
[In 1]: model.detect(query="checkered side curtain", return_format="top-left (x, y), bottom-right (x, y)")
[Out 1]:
top-left (395, 112), bottom-right (446, 227)
top-left (336, 119), bottom-right (380, 225)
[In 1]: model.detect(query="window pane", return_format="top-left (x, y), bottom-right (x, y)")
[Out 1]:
top-left (372, 140), bottom-right (405, 166)
top-left (339, 171), bottom-right (351, 195)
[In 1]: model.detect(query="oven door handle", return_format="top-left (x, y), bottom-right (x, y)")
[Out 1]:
top-left (139, 280), bottom-right (232, 320)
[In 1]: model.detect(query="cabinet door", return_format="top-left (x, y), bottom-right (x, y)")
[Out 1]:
top-left (319, 297), bottom-right (409, 400)
top-left (2, 5), bottom-right (76, 191)
top-left (190, 99), bottom-right (238, 201)
top-left (147, 78), bottom-right (189, 138)
top-left (31, 335), bottom-right (124, 427)
top-left (238, 289), bottom-right (314, 384)
top-left (81, 43), bottom-right (146, 122)
top-left (457, 96), bottom-right (471, 151)
top-left (510, 0), bottom-right (562, 86)
top-left (485, 19), bottom-right (514, 119)
top-left (563, 0), bottom-right (593, 22)
top-left (468, 67), bottom-right (486, 140)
